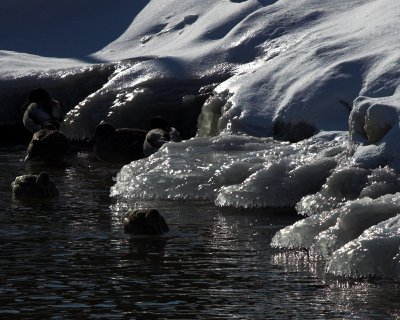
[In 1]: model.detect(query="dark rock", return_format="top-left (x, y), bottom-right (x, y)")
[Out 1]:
top-left (123, 209), bottom-right (169, 235)
top-left (273, 120), bottom-right (316, 143)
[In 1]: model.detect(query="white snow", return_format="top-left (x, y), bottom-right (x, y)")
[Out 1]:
top-left (1, 0), bottom-right (400, 279)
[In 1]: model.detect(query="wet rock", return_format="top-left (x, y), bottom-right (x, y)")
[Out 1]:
top-left (273, 120), bottom-right (316, 143)
top-left (123, 209), bottom-right (169, 235)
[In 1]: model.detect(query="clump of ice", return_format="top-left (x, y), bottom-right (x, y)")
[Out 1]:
top-left (270, 209), bottom-right (341, 250)
top-left (196, 91), bottom-right (230, 137)
top-left (272, 193), bottom-right (400, 279)
top-left (295, 165), bottom-right (369, 216)
top-left (111, 131), bottom-right (346, 208)
top-left (215, 156), bottom-right (337, 208)
top-left (296, 165), bottom-right (400, 217)
top-left (326, 215), bottom-right (400, 279)
top-left (348, 94), bottom-right (400, 171)
top-left (313, 195), bottom-right (400, 256)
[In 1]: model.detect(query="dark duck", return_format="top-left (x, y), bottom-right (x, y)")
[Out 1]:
top-left (12, 172), bottom-right (58, 199)
top-left (94, 122), bottom-right (147, 164)
top-left (25, 125), bottom-right (69, 162)
top-left (143, 116), bottom-right (181, 157)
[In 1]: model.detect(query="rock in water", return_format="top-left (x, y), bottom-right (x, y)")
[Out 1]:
top-left (123, 209), bottom-right (169, 235)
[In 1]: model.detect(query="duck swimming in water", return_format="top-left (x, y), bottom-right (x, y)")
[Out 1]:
top-left (94, 122), bottom-right (147, 164)
top-left (143, 116), bottom-right (181, 157)
top-left (23, 88), bottom-right (64, 133)
top-left (12, 172), bottom-right (58, 199)
top-left (123, 209), bottom-right (169, 235)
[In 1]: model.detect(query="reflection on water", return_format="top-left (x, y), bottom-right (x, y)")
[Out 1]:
top-left (0, 145), bottom-right (399, 319)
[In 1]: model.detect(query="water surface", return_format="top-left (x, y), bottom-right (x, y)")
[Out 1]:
top-left (0, 145), bottom-right (399, 319)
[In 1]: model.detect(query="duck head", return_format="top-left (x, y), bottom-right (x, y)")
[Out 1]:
top-left (36, 172), bottom-right (50, 186)
top-left (150, 116), bottom-right (171, 131)
top-left (28, 88), bottom-right (51, 104)
top-left (42, 119), bottom-right (60, 130)
top-left (145, 209), bottom-right (169, 235)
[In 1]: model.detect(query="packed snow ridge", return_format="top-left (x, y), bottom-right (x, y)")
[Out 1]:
top-left (1, 0), bottom-right (399, 279)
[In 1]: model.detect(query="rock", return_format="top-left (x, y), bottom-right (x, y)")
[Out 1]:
top-left (123, 209), bottom-right (169, 235)
top-left (273, 120), bottom-right (316, 143)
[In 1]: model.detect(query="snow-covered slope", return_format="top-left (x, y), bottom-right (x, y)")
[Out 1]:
top-left (1, 0), bottom-right (399, 279)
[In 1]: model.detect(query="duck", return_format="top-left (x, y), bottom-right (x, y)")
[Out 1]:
top-left (93, 122), bottom-right (147, 164)
top-left (123, 209), bottom-right (169, 235)
top-left (12, 172), bottom-right (59, 199)
top-left (143, 116), bottom-right (181, 157)
top-left (22, 88), bottom-right (64, 133)
top-left (25, 127), bottom-right (69, 162)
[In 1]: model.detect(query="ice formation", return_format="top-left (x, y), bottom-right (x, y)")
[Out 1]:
top-left (111, 131), bottom-right (345, 208)
top-left (1, 0), bottom-right (400, 278)
top-left (326, 214), bottom-right (400, 279)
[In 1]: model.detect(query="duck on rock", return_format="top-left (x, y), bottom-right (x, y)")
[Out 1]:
top-left (94, 122), bottom-right (147, 164)
top-left (123, 209), bottom-right (169, 235)
top-left (23, 88), bottom-right (65, 134)
top-left (12, 172), bottom-right (58, 199)
top-left (25, 125), bottom-right (69, 162)
top-left (143, 116), bottom-right (181, 157)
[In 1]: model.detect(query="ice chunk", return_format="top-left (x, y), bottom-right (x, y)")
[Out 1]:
top-left (348, 94), bottom-right (400, 171)
top-left (313, 195), bottom-right (400, 256)
top-left (215, 156), bottom-right (336, 208)
top-left (326, 214), bottom-right (400, 279)
top-left (296, 165), bottom-right (369, 216)
top-left (271, 209), bottom-right (340, 250)
top-left (112, 131), bottom-right (346, 208)
top-left (360, 166), bottom-right (400, 199)
top-left (197, 91), bottom-right (229, 137)
top-left (272, 193), bottom-right (400, 278)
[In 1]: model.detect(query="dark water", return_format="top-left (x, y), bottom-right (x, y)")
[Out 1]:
top-left (0, 145), bottom-right (399, 319)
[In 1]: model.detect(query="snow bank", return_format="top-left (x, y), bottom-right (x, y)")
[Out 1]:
top-left (2, 0), bottom-right (399, 140)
